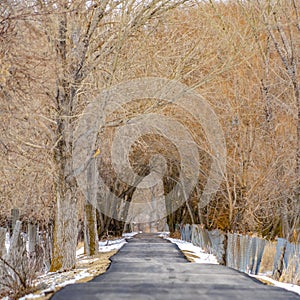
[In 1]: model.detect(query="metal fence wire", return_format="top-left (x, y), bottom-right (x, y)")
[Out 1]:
top-left (180, 224), bottom-right (300, 284)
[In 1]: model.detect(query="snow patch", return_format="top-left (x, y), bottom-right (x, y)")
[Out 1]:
top-left (19, 236), bottom-right (129, 299)
top-left (163, 233), bottom-right (300, 296)
top-left (5, 232), bottom-right (10, 254)
top-left (99, 238), bottom-right (127, 252)
top-left (250, 274), bottom-right (300, 296)
top-left (76, 246), bottom-right (84, 257)
top-left (166, 237), bottom-right (219, 264)
top-left (76, 232), bottom-right (137, 257)
top-left (57, 269), bottom-right (92, 287)
top-left (19, 294), bottom-right (41, 300)
top-left (122, 232), bottom-right (139, 238)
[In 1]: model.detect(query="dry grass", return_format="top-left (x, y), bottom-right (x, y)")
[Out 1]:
top-left (169, 231), bottom-right (181, 239)
top-left (280, 256), bottom-right (300, 285)
top-left (181, 250), bottom-right (199, 262)
top-left (260, 242), bottom-right (276, 274)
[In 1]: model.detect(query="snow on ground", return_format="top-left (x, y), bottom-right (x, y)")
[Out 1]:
top-left (98, 232), bottom-right (138, 252)
top-left (75, 245), bottom-right (84, 257)
top-left (19, 294), bottom-right (41, 300)
top-left (122, 232), bottom-right (139, 238)
top-left (5, 232), bottom-right (10, 254)
top-left (99, 238), bottom-right (127, 252)
top-left (76, 232), bottom-right (138, 257)
top-left (250, 274), bottom-right (300, 296)
top-left (19, 233), bottom-right (137, 300)
top-left (164, 235), bottom-right (219, 264)
top-left (161, 233), bottom-right (300, 296)
top-left (10, 231), bottom-right (300, 298)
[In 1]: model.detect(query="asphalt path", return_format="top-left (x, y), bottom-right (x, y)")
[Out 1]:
top-left (51, 233), bottom-right (299, 300)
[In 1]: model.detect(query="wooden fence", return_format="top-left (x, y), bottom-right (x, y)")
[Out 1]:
top-left (0, 209), bottom-right (52, 296)
top-left (180, 224), bottom-right (300, 284)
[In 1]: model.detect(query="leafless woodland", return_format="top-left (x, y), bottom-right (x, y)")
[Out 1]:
top-left (0, 0), bottom-right (299, 296)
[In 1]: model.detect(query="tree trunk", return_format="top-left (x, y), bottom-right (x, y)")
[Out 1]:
top-left (50, 179), bottom-right (78, 271)
top-left (293, 81), bottom-right (300, 204)
top-left (84, 158), bottom-right (99, 256)
top-left (84, 203), bottom-right (98, 256)
top-left (50, 10), bottom-right (79, 272)
top-left (50, 93), bottom-right (78, 271)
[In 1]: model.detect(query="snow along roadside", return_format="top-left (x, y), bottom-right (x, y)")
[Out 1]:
top-left (161, 233), bottom-right (300, 296)
top-left (18, 232), bottom-right (138, 300)
top-left (163, 236), bottom-right (219, 264)
top-left (250, 274), bottom-right (300, 296)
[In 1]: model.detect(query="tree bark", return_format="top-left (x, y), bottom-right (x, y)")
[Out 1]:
top-left (293, 81), bottom-right (300, 204)
top-left (84, 160), bottom-right (98, 256)
top-left (50, 179), bottom-right (78, 271)
top-left (50, 9), bottom-right (79, 272)
top-left (84, 203), bottom-right (98, 256)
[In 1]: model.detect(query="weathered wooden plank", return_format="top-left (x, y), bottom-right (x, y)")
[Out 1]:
top-left (10, 208), bottom-right (19, 234)
top-left (0, 227), bottom-right (6, 257)
top-left (28, 223), bottom-right (37, 254)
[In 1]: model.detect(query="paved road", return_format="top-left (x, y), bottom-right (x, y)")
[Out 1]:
top-left (51, 233), bottom-right (299, 300)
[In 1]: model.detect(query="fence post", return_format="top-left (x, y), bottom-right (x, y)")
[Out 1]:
top-left (0, 227), bottom-right (6, 257)
top-left (202, 229), bottom-right (211, 252)
top-left (222, 232), bottom-right (228, 266)
top-left (226, 233), bottom-right (234, 268)
top-left (10, 208), bottom-right (20, 235)
top-left (9, 220), bottom-right (22, 255)
top-left (273, 238), bottom-right (288, 280)
top-left (254, 238), bottom-right (266, 274)
top-left (234, 234), bottom-right (241, 271)
top-left (28, 222), bottom-right (37, 254)
top-left (180, 225), bottom-right (299, 283)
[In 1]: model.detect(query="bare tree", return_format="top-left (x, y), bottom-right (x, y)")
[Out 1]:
top-left (11, 0), bottom-right (187, 271)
